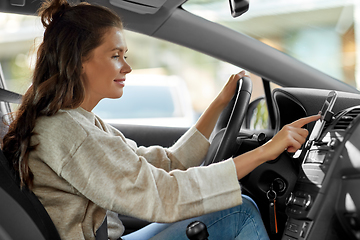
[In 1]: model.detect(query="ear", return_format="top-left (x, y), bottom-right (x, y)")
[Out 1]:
top-left (81, 55), bottom-right (89, 74)
top-left (80, 62), bottom-right (88, 83)
top-left (81, 61), bottom-right (87, 75)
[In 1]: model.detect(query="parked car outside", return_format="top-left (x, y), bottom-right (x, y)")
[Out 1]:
top-left (92, 74), bottom-right (197, 127)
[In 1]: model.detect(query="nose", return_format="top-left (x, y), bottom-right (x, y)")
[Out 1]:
top-left (121, 59), bottom-right (132, 75)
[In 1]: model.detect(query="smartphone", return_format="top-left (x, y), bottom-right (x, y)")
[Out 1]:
top-left (308, 90), bottom-right (338, 142)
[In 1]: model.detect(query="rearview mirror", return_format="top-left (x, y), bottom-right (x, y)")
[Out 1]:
top-left (229, 0), bottom-right (249, 18)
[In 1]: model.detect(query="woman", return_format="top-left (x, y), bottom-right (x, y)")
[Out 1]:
top-left (2, 0), bottom-right (319, 239)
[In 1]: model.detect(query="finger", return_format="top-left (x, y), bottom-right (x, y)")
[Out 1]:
top-left (290, 114), bottom-right (320, 128)
top-left (233, 71), bottom-right (246, 81)
top-left (225, 75), bottom-right (240, 89)
top-left (281, 124), bottom-right (308, 137)
top-left (278, 125), bottom-right (307, 152)
top-left (295, 127), bottom-right (309, 138)
top-left (287, 146), bottom-right (298, 153)
top-left (226, 71), bottom-right (246, 89)
top-left (286, 137), bottom-right (304, 153)
top-left (292, 130), bottom-right (308, 145)
top-left (286, 127), bottom-right (310, 153)
top-left (237, 70), bottom-right (246, 77)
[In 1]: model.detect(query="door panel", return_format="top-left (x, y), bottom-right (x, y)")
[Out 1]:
top-left (111, 123), bottom-right (189, 147)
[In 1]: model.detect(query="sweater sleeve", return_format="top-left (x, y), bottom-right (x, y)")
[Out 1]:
top-left (130, 126), bottom-right (210, 171)
top-left (59, 128), bottom-right (242, 223)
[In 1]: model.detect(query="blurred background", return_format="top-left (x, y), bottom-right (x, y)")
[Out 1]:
top-left (0, 0), bottom-right (358, 127)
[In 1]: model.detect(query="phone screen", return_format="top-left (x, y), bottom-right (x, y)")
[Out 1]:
top-left (308, 91), bottom-right (337, 142)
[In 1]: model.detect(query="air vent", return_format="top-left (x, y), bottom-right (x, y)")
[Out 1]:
top-left (333, 107), bottom-right (360, 130)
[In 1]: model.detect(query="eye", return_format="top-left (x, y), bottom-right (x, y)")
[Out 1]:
top-left (112, 55), bottom-right (120, 59)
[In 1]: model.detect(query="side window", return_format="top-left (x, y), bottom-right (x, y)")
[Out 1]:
top-left (248, 98), bottom-right (269, 130)
top-left (245, 76), bottom-right (282, 130)
top-left (92, 75), bottom-right (197, 128)
top-left (0, 13), bottom-right (42, 94)
top-left (0, 64), bottom-right (11, 115)
top-left (0, 13), bottom-right (271, 129)
top-left (245, 73), bottom-right (274, 130)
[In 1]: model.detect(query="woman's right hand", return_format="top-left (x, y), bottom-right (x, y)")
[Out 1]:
top-left (262, 114), bottom-right (320, 161)
top-left (232, 114), bottom-right (320, 180)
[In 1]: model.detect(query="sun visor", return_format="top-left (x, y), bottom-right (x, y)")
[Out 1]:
top-left (109, 0), bottom-right (167, 14)
top-left (10, 0), bottom-right (25, 7)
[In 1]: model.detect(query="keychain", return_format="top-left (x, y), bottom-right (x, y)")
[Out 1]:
top-left (267, 185), bottom-right (278, 234)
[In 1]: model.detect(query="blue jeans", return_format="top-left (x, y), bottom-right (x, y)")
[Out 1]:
top-left (122, 195), bottom-right (269, 240)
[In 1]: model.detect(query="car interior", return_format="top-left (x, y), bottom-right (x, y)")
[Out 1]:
top-left (1, 0), bottom-right (360, 240)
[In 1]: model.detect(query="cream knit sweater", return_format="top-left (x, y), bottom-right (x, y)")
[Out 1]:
top-left (29, 107), bottom-right (242, 240)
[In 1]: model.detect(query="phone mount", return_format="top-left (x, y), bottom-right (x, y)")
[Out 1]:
top-left (293, 91), bottom-right (338, 167)
top-left (306, 91), bottom-right (338, 148)
top-left (321, 110), bottom-right (334, 122)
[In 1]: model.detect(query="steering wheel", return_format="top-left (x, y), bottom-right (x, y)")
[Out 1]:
top-left (203, 76), bottom-right (252, 166)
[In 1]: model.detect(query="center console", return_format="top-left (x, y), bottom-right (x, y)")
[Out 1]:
top-left (280, 91), bottom-right (360, 240)
top-left (281, 130), bottom-right (343, 240)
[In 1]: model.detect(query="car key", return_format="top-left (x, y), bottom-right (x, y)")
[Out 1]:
top-left (267, 186), bottom-right (278, 234)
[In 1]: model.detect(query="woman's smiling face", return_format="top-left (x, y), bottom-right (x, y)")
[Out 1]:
top-left (81, 27), bottom-right (132, 111)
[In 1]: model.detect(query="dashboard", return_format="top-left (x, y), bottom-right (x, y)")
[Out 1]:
top-left (272, 89), bottom-right (360, 240)
top-left (282, 105), bottom-right (360, 240)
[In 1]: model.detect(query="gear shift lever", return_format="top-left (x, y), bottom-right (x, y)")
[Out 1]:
top-left (186, 221), bottom-right (209, 240)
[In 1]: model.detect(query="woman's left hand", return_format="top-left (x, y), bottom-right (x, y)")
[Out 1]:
top-left (215, 71), bottom-right (247, 107)
top-left (195, 70), bottom-right (247, 139)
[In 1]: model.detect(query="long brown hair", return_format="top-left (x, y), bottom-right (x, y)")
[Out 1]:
top-left (2, 0), bottom-right (123, 188)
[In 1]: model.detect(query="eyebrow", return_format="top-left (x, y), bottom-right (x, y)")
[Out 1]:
top-left (111, 47), bottom-right (128, 52)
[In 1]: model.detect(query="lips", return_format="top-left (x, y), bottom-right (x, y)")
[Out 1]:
top-left (114, 79), bottom-right (125, 87)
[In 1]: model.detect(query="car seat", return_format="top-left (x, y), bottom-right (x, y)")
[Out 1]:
top-left (0, 86), bottom-right (61, 239)
top-left (0, 86), bottom-right (110, 240)
top-left (0, 148), bottom-right (61, 240)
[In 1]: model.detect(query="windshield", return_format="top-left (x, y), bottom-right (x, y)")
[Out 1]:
top-left (183, 0), bottom-right (359, 89)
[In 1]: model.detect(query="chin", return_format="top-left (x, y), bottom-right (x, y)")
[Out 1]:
top-left (109, 92), bottom-right (123, 99)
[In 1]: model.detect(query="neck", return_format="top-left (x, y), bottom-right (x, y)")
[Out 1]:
top-left (80, 97), bottom-right (101, 112)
